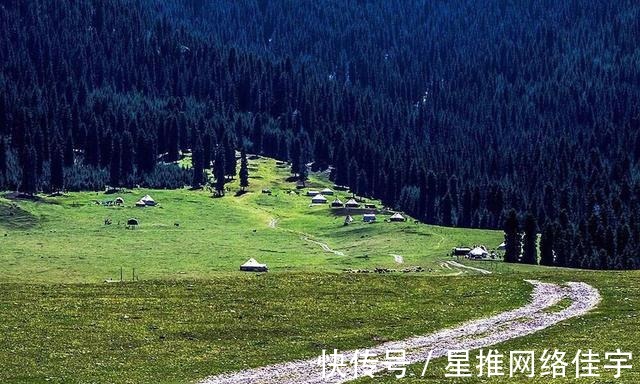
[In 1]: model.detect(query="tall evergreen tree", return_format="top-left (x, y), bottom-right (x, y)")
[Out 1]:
top-left (120, 132), bottom-right (135, 186)
top-left (539, 222), bottom-right (555, 266)
top-left (503, 209), bottom-right (521, 263)
top-left (213, 145), bottom-right (226, 196)
top-left (522, 213), bottom-right (538, 265)
top-left (239, 148), bottom-right (249, 192)
top-left (20, 145), bottom-right (38, 195)
top-left (63, 129), bottom-right (74, 167)
top-left (298, 153), bottom-right (309, 187)
top-left (50, 136), bottom-right (64, 192)
top-left (440, 193), bottom-right (453, 227)
top-left (0, 137), bottom-right (7, 186)
top-left (109, 135), bottom-right (121, 187)
top-left (224, 135), bottom-right (236, 179)
top-left (191, 135), bottom-right (204, 188)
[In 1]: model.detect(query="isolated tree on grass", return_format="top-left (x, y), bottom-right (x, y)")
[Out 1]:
top-left (522, 212), bottom-right (538, 264)
top-left (239, 148), bottom-right (249, 192)
top-left (539, 222), bottom-right (555, 266)
top-left (503, 209), bottom-right (521, 263)
top-left (213, 145), bottom-right (226, 196)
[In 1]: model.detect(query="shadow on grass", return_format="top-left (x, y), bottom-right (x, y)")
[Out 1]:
top-left (0, 201), bottom-right (39, 229)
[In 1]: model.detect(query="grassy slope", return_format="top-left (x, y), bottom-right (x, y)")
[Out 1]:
top-left (1, 157), bottom-right (639, 383)
top-left (358, 270), bottom-right (640, 383)
top-left (0, 275), bottom-right (529, 383)
top-left (0, 157), bottom-right (502, 283)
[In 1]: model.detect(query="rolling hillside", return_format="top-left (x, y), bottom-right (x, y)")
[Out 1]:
top-left (0, 157), bottom-right (639, 383)
top-left (0, 156), bottom-right (503, 283)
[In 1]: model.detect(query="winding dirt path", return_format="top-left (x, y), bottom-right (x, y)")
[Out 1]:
top-left (199, 280), bottom-right (600, 384)
top-left (302, 236), bottom-right (345, 256)
top-left (446, 260), bottom-right (492, 275)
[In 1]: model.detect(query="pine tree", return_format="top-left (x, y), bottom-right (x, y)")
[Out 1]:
top-left (425, 171), bottom-right (437, 224)
top-left (0, 137), bottom-right (7, 186)
top-left (50, 137), bottom-right (64, 192)
top-left (214, 145), bottom-right (226, 196)
top-left (239, 148), bottom-right (249, 192)
top-left (224, 135), bottom-right (236, 179)
top-left (522, 213), bottom-right (538, 264)
top-left (539, 223), bottom-right (555, 266)
top-left (440, 193), bottom-right (453, 226)
top-left (109, 135), bottom-right (121, 187)
top-left (191, 135), bottom-right (204, 188)
top-left (120, 132), bottom-right (135, 186)
top-left (20, 145), bottom-right (38, 195)
top-left (167, 116), bottom-right (180, 162)
top-left (356, 169), bottom-right (368, 197)
top-left (64, 129), bottom-right (74, 167)
top-left (298, 153), bottom-right (309, 187)
top-left (503, 209), bottom-right (521, 263)
top-left (332, 142), bottom-right (349, 187)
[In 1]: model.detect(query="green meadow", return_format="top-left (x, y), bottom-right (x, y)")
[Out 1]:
top-left (0, 157), bottom-right (503, 283)
top-left (1, 156), bottom-right (639, 383)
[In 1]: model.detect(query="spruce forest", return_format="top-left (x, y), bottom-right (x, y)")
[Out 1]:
top-left (1, 0), bottom-right (640, 270)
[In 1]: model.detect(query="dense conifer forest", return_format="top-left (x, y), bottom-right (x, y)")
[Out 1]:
top-left (1, 0), bottom-right (640, 269)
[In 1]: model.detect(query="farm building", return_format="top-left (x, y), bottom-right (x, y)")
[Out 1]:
top-left (468, 247), bottom-right (489, 259)
top-left (452, 247), bottom-right (472, 256)
top-left (345, 199), bottom-right (360, 208)
top-left (307, 190), bottom-right (320, 196)
top-left (363, 213), bottom-right (377, 222)
top-left (344, 215), bottom-right (354, 225)
top-left (389, 212), bottom-right (406, 222)
top-left (321, 188), bottom-right (334, 195)
top-left (331, 198), bottom-right (344, 208)
top-left (240, 258), bottom-right (268, 272)
top-left (311, 194), bottom-right (328, 204)
top-left (141, 195), bottom-right (157, 206)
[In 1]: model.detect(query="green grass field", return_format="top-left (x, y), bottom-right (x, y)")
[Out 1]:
top-left (0, 156), bottom-right (503, 283)
top-left (1, 157), bottom-right (639, 383)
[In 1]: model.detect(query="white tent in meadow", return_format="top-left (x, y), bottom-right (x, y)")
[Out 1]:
top-left (468, 247), bottom-right (489, 259)
top-left (389, 212), bottom-right (406, 222)
top-left (363, 213), bottom-right (377, 223)
top-left (321, 188), bottom-right (334, 195)
top-left (141, 195), bottom-right (157, 206)
top-left (345, 198), bottom-right (360, 208)
top-left (240, 258), bottom-right (268, 272)
top-left (311, 194), bottom-right (328, 204)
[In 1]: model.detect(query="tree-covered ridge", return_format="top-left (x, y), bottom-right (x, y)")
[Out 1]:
top-left (1, 0), bottom-right (639, 269)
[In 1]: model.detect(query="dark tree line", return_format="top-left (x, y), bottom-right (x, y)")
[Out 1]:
top-left (1, 0), bottom-right (640, 269)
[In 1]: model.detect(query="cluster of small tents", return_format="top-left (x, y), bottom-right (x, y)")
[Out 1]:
top-left (306, 187), bottom-right (408, 224)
